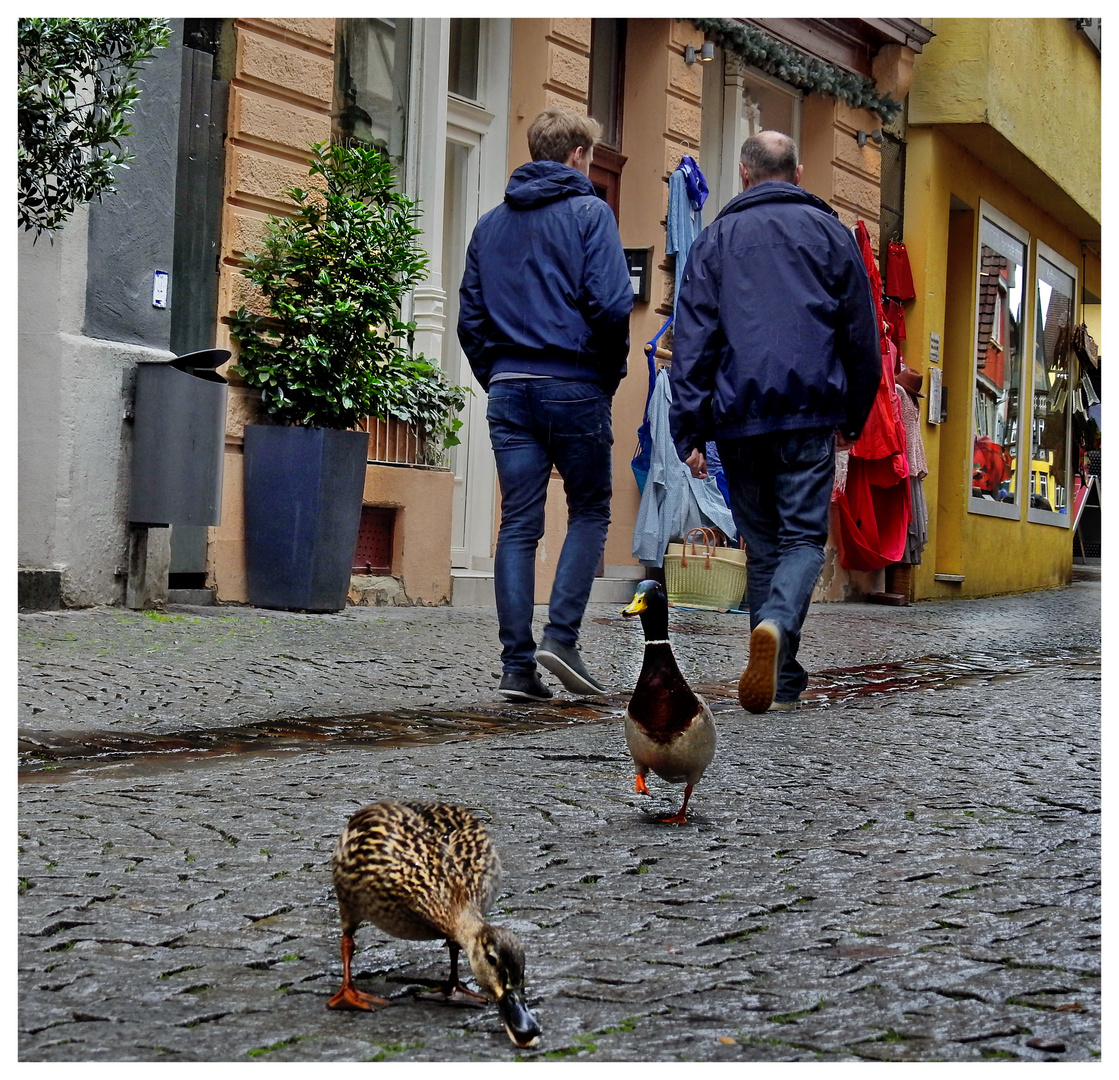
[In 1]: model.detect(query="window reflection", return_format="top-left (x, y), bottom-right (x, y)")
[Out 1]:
top-left (1029, 254), bottom-right (1076, 516)
top-left (333, 18), bottom-right (411, 166)
top-left (972, 214), bottom-right (1027, 508)
top-left (740, 69), bottom-right (801, 144)
top-left (589, 19), bottom-right (625, 150)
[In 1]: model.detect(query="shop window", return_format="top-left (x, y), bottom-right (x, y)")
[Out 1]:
top-left (333, 18), bottom-right (411, 166)
top-left (970, 203), bottom-right (1028, 518)
top-left (1028, 244), bottom-right (1078, 524)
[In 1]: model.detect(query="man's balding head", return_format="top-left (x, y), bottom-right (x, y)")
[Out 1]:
top-left (739, 131), bottom-right (802, 189)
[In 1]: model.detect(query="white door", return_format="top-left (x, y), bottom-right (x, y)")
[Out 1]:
top-left (440, 22), bottom-right (509, 570)
top-left (443, 118), bottom-right (493, 568)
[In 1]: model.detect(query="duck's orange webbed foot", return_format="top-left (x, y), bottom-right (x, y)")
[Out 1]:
top-left (327, 984), bottom-right (390, 1011)
top-left (634, 774), bottom-right (650, 796)
top-left (659, 785), bottom-right (694, 825)
top-left (328, 932), bottom-right (390, 1010)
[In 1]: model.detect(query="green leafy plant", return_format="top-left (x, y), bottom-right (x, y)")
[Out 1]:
top-left (381, 355), bottom-right (468, 465)
top-left (230, 141), bottom-right (468, 461)
top-left (18, 17), bottom-right (171, 237)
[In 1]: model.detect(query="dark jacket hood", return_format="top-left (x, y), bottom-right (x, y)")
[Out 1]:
top-left (504, 160), bottom-right (597, 210)
top-left (713, 179), bottom-right (838, 223)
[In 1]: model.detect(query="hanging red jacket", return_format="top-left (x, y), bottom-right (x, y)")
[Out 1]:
top-left (834, 451), bottom-right (912, 571)
top-left (886, 240), bottom-right (916, 300)
top-left (855, 220), bottom-right (889, 348)
top-left (833, 222), bottom-right (913, 572)
top-left (834, 343), bottom-right (912, 570)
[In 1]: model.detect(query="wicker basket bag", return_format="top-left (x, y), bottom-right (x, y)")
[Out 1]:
top-left (663, 527), bottom-right (747, 612)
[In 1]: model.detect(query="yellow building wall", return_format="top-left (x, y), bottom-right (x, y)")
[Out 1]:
top-left (210, 17), bottom-right (455, 607)
top-left (900, 125), bottom-right (1098, 600)
top-left (909, 19), bottom-right (1101, 235)
top-left (211, 18), bottom-right (337, 604)
top-left (349, 465), bottom-right (454, 606)
top-left (607, 17), bottom-right (706, 579)
top-left (508, 19), bottom-right (707, 603)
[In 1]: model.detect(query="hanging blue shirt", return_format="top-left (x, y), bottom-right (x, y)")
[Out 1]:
top-left (666, 167), bottom-right (703, 319)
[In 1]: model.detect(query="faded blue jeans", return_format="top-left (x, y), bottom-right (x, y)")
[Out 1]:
top-left (717, 427), bottom-right (836, 703)
top-left (486, 379), bottom-right (613, 674)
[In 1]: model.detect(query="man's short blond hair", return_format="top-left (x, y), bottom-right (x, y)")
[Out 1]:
top-left (527, 108), bottom-right (602, 164)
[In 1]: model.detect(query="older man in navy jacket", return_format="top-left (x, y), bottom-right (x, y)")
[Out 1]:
top-left (670, 130), bottom-right (881, 714)
top-left (458, 108), bottom-right (633, 703)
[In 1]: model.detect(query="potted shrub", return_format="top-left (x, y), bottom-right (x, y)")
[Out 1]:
top-left (230, 140), bottom-right (467, 612)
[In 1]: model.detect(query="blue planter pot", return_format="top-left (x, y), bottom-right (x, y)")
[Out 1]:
top-left (243, 425), bottom-right (368, 612)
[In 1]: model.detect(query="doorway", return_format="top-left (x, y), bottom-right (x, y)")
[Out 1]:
top-left (440, 22), bottom-right (510, 571)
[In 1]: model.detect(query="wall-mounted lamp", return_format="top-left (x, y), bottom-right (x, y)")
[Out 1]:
top-left (857, 128), bottom-right (884, 148)
top-left (685, 42), bottom-right (715, 65)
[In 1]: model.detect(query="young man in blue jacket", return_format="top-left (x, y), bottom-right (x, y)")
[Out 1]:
top-left (458, 108), bottom-right (633, 702)
top-left (670, 130), bottom-right (881, 714)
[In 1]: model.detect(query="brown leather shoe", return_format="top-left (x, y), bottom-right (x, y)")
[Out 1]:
top-left (738, 620), bottom-right (781, 713)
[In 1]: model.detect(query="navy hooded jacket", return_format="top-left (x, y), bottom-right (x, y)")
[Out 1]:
top-left (669, 180), bottom-right (882, 459)
top-left (457, 160), bottom-right (633, 394)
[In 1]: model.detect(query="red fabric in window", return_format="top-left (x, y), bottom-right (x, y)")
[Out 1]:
top-left (972, 436), bottom-right (1013, 495)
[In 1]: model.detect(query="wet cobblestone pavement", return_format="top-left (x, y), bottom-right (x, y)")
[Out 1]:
top-left (18, 571), bottom-right (1101, 1062)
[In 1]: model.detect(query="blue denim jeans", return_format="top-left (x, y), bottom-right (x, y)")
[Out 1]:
top-left (486, 379), bottom-right (613, 674)
top-left (717, 427), bottom-right (835, 702)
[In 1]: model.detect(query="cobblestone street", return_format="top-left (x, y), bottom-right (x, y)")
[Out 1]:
top-left (17, 572), bottom-right (1101, 1062)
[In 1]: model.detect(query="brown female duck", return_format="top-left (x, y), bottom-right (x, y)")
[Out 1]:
top-left (328, 800), bottom-right (541, 1048)
top-left (621, 579), bottom-right (716, 824)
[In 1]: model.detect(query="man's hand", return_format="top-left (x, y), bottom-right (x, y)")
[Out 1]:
top-left (685, 448), bottom-right (708, 479)
top-left (834, 430), bottom-right (855, 451)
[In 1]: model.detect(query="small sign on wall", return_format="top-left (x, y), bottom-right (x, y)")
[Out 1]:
top-left (926, 366), bottom-right (943, 425)
top-left (152, 270), bottom-right (169, 309)
top-left (929, 331), bottom-right (940, 364)
top-left (623, 247), bottom-right (652, 303)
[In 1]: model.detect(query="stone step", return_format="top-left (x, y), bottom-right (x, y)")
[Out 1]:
top-left (166, 588), bottom-right (217, 606)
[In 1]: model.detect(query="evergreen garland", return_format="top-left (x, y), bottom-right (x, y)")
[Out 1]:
top-left (689, 18), bottom-right (902, 125)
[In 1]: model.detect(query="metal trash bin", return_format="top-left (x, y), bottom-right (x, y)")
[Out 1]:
top-left (128, 348), bottom-right (230, 526)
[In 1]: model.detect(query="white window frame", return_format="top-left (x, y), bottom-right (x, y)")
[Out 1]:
top-left (1027, 240), bottom-right (1078, 528)
top-left (438, 19), bottom-right (510, 570)
top-left (701, 52), bottom-right (803, 216)
top-left (969, 200), bottom-right (1030, 521)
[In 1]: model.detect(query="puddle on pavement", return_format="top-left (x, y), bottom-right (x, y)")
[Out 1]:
top-left (19, 650), bottom-right (1098, 780)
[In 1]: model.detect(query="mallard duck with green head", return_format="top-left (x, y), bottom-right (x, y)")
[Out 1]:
top-left (328, 800), bottom-right (542, 1048)
top-left (621, 579), bottom-right (716, 824)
